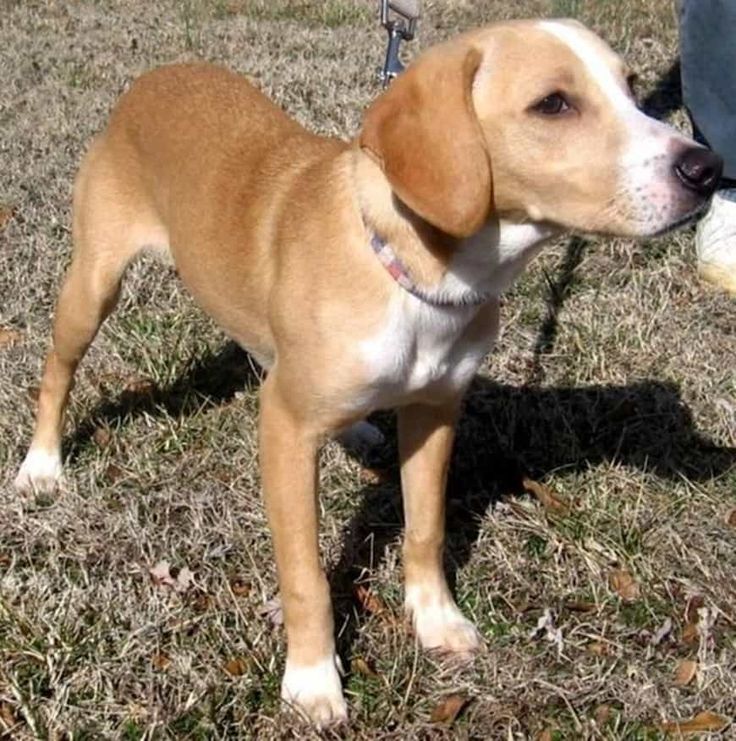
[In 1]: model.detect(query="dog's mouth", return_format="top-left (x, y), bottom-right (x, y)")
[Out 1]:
top-left (648, 198), bottom-right (712, 239)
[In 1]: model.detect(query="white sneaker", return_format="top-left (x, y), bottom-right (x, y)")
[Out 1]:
top-left (695, 189), bottom-right (736, 295)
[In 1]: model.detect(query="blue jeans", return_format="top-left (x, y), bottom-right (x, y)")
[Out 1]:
top-left (680, 0), bottom-right (736, 179)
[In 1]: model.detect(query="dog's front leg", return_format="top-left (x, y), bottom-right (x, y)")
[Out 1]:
top-left (258, 374), bottom-right (347, 726)
top-left (398, 401), bottom-right (483, 659)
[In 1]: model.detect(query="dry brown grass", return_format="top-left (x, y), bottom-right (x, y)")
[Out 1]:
top-left (1, 1), bottom-right (735, 738)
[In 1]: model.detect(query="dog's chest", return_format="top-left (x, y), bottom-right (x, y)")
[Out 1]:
top-left (358, 296), bottom-right (494, 406)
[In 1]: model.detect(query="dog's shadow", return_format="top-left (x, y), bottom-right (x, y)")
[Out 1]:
top-left (64, 339), bottom-right (735, 664)
top-left (330, 373), bottom-right (736, 657)
top-left (64, 341), bottom-right (263, 458)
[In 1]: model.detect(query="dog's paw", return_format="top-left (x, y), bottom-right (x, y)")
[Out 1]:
top-left (14, 448), bottom-right (63, 495)
top-left (337, 421), bottom-right (385, 455)
top-left (281, 655), bottom-right (348, 727)
top-left (406, 586), bottom-right (483, 660)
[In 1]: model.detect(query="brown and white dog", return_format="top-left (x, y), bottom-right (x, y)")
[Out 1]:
top-left (15, 19), bottom-right (721, 725)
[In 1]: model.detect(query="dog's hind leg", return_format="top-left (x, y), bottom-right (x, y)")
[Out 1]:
top-left (15, 141), bottom-right (161, 493)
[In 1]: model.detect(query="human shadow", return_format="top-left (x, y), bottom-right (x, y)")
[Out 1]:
top-left (329, 375), bottom-right (736, 660)
top-left (640, 58), bottom-right (682, 121)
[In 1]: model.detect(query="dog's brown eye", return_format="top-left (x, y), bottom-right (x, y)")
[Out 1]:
top-left (532, 92), bottom-right (570, 115)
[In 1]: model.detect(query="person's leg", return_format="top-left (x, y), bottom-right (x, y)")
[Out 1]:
top-left (680, 0), bottom-right (736, 294)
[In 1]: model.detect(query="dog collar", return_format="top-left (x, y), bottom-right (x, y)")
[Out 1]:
top-left (369, 230), bottom-right (489, 308)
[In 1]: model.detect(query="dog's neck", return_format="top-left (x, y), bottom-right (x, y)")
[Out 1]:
top-left (367, 228), bottom-right (490, 307)
top-left (354, 150), bottom-right (560, 306)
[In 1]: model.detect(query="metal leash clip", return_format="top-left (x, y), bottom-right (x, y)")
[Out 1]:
top-left (378, 0), bottom-right (421, 87)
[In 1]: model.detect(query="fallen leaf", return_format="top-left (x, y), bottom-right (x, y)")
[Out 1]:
top-left (189, 590), bottom-right (211, 612)
top-left (258, 597), bottom-right (284, 626)
top-left (430, 693), bottom-right (469, 724)
top-left (565, 601), bottom-right (598, 613)
top-left (126, 702), bottom-right (148, 722)
top-left (123, 377), bottom-right (156, 396)
top-left (225, 0), bottom-right (246, 13)
top-left (149, 561), bottom-right (194, 593)
top-left (92, 426), bottom-right (113, 448)
top-left (351, 656), bottom-right (379, 678)
top-left (152, 653), bottom-right (171, 670)
top-left (726, 508), bottom-right (736, 528)
top-left (150, 560), bottom-right (174, 587)
top-left (212, 467), bottom-right (235, 485)
top-left (537, 730), bottom-right (555, 741)
top-left (359, 466), bottom-right (391, 485)
top-left (650, 617), bottom-right (673, 646)
top-left (674, 659), bottom-right (697, 687)
top-left (609, 568), bottom-right (640, 602)
top-left (354, 585), bottom-right (388, 617)
top-left (0, 328), bottom-right (22, 348)
top-left (529, 608), bottom-right (564, 655)
top-left (685, 594), bottom-right (705, 624)
top-left (229, 577), bottom-right (251, 597)
top-left (660, 710), bottom-right (729, 735)
top-left (594, 704), bottom-right (612, 727)
top-left (0, 205), bottom-right (14, 229)
top-left (587, 641), bottom-right (613, 657)
top-left (175, 567), bottom-right (194, 593)
top-left (522, 477), bottom-right (570, 513)
top-left (681, 621), bottom-right (700, 646)
top-left (105, 463), bottom-right (125, 483)
top-left (0, 702), bottom-right (17, 730)
top-left (224, 657), bottom-right (249, 676)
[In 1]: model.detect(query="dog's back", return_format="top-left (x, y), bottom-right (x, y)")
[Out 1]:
top-left (106, 64), bottom-right (304, 210)
top-left (74, 63), bottom-right (350, 356)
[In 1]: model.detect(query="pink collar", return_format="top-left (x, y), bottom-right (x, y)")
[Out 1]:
top-left (369, 230), bottom-right (488, 307)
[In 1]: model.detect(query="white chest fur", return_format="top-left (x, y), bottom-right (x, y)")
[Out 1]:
top-left (438, 220), bottom-right (557, 304)
top-left (359, 294), bottom-right (496, 408)
top-left (357, 219), bottom-right (555, 409)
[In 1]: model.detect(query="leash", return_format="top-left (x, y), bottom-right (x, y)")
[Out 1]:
top-left (378, 0), bottom-right (421, 88)
top-left (375, 1), bottom-right (484, 307)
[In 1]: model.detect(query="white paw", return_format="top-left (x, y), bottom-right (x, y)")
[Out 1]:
top-left (14, 448), bottom-right (63, 494)
top-left (281, 655), bottom-right (348, 727)
top-left (337, 421), bottom-right (385, 455)
top-left (406, 586), bottom-right (483, 659)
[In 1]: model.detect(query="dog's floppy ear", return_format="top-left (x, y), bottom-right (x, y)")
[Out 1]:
top-left (359, 44), bottom-right (492, 238)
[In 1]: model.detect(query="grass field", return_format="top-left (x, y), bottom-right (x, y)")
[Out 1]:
top-left (1, 0), bottom-right (735, 738)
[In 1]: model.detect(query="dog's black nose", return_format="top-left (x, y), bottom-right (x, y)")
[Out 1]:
top-left (674, 147), bottom-right (723, 195)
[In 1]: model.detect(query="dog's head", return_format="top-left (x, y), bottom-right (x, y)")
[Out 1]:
top-left (360, 19), bottom-right (722, 239)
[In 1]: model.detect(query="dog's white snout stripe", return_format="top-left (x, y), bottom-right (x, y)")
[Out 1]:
top-left (538, 21), bottom-right (633, 113)
top-left (538, 20), bottom-right (702, 235)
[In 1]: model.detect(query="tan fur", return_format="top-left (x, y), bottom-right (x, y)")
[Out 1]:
top-left (17, 20), bottom-right (717, 726)
top-left (471, 23), bottom-right (628, 228)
